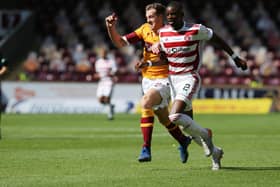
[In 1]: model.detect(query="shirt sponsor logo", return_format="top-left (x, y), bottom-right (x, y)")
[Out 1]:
top-left (184, 35), bottom-right (193, 41)
top-left (166, 47), bottom-right (191, 54)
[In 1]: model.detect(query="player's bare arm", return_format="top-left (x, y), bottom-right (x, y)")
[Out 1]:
top-left (135, 52), bottom-right (168, 71)
top-left (209, 32), bottom-right (248, 71)
top-left (105, 13), bottom-right (127, 48)
top-left (0, 66), bottom-right (7, 75)
top-left (151, 42), bottom-right (161, 54)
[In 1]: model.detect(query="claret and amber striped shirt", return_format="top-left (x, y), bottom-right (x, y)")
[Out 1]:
top-left (123, 23), bottom-right (169, 79)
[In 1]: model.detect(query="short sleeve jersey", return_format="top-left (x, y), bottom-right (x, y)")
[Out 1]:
top-left (158, 22), bottom-right (213, 75)
top-left (124, 23), bottom-right (168, 79)
top-left (95, 57), bottom-right (117, 80)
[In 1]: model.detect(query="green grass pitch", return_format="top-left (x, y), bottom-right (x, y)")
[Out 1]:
top-left (0, 113), bottom-right (280, 187)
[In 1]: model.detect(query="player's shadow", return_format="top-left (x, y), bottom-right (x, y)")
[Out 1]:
top-left (223, 166), bottom-right (280, 171)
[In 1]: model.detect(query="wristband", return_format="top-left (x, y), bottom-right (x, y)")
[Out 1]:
top-left (147, 60), bottom-right (152, 67)
top-left (231, 53), bottom-right (238, 60)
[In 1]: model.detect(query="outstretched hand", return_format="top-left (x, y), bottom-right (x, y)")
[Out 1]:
top-left (234, 56), bottom-right (248, 71)
top-left (105, 12), bottom-right (118, 27)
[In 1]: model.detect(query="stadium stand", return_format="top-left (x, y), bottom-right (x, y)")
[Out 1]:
top-left (1, 0), bottom-right (280, 86)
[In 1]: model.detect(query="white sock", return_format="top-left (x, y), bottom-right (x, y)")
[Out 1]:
top-left (169, 113), bottom-right (209, 139)
top-left (106, 104), bottom-right (113, 118)
top-left (189, 135), bottom-right (203, 146)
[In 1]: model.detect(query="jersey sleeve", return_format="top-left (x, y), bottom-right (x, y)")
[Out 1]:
top-left (198, 24), bottom-right (213, 40)
top-left (123, 24), bottom-right (144, 44)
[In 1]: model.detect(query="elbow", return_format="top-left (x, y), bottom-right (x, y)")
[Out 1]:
top-left (114, 39), bottom-right (127, 49)
top-left (115, 43), bottom-right (125, 48)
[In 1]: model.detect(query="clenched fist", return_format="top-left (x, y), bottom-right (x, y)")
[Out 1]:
top-left (105, 13), bottom-right (118, 27)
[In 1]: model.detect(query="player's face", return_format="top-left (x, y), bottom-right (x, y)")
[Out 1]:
top-left (99, 48), bottom-right (107, 58)
top-left (166, 6), bottom-right (184, 30)
top-left (146, 8), bottom-right (163, 31)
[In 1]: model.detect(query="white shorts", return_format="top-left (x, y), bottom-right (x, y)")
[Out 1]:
top-left (142, 77), bottom-right (171, 110)
top-left (96, 79), bottom-right (114, 98)
top-left (169, 72), bottom-right (201, 111)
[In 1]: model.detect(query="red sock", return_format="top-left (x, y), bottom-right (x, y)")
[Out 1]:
top-left (166, 123), bottom-right (187, 146)
top-left (141, 126), bottom-right (153, 147)
top-left (140, 109), bottom-right (154, 147)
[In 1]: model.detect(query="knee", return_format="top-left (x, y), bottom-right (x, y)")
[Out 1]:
top-left (99, 96), bottom-right (110, 104)
top-left (169, 113), bottom-right (192, 128)
top-left (99, 97), bottom-right (104, 104)
top-left (103, 97), bottom-right (110, 104)
top-left (141, 95), bottom-right (153, 109)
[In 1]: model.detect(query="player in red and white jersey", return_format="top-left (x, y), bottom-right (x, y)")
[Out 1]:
top-left (159, 23), bottom-right (212, 75)
top-left (155, 1), bottom-right (248, 170)
top-left (95, 46), bottom-right (118, 120)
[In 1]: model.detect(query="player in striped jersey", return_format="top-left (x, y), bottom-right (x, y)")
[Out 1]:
top-left (154, 1), bottom-right (247, 170)
top-left (105, 3), bottom-right (191, 163)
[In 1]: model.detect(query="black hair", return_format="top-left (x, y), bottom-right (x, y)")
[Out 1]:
top-left (167, 1), bottom-right (183, 13)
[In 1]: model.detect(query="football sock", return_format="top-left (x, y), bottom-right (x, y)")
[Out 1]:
top-left (166, 122), bottom-right (188, 146)
top-left (106, 104), bottom-right (114, 119)
top-left (109, 104), bottom-right (114, 115)
top-left (169, 113), bottom-right (209, 139)
top-left (186, 134), bottom-right (203, 146)
top-left (140, 109), bottom-right (154, 147)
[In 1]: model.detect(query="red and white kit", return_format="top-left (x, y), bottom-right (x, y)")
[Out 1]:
top-left (159, 22), bottom-right (213, 109)
top-left (95, 58), bottom-right (117, 98)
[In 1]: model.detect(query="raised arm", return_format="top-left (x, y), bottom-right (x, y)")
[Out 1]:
top-left (209, 32), bottom-right (248, 71)
top-left (105, 13), bottom-right (127, 48)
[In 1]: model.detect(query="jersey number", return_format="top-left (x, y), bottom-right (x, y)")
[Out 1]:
top-left (183, 84), bottom-right (191, 91)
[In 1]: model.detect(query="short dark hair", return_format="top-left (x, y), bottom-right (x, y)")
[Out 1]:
top-left (167, 1), bottom-right (183, 13)
top-left (145, 3), bottom-right (166, 16)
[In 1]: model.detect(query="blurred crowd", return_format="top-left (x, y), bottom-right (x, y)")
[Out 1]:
top-left (17, 0), bottom-right (280, 86)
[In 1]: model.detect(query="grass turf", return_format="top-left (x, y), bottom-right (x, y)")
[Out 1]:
top-left (0, 113), bottom-right (280, 187)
